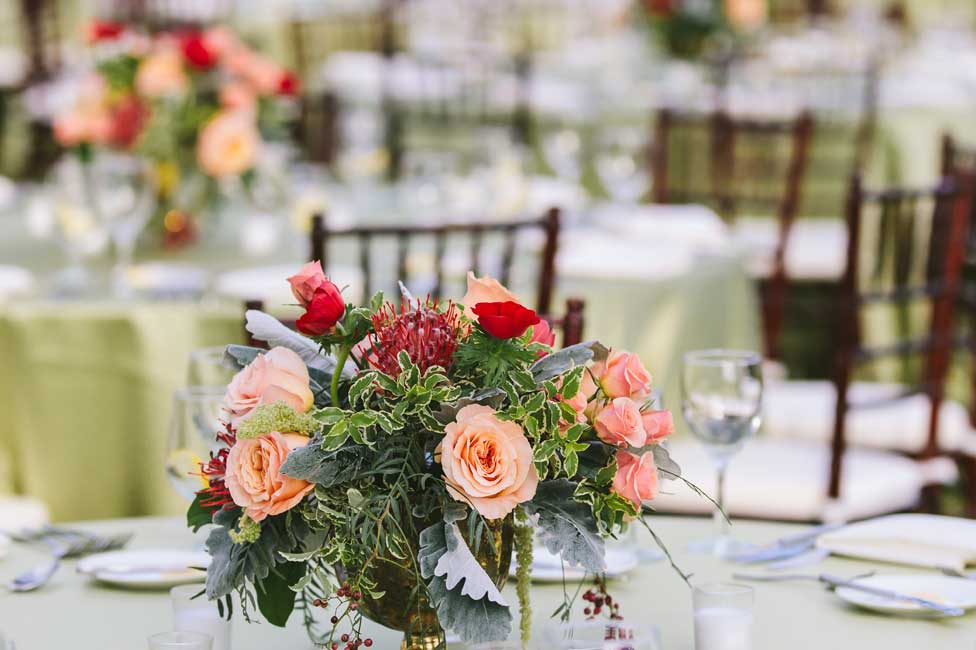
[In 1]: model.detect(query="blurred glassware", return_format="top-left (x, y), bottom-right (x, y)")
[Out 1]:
top-left (148, 631), bottom-right (213, 650)
top-left (682, 350), bottom-right (763, 558)
top-left (187, 347), bottom-right (237, 387)
top-left (171, 585), bottom-right (231, 650)
top-left (165, 386), bottom-right (226, 502)
top-left (595, 127), bottom-right (649, 203)
top-left (542, 128), bottom-right (583, 184)
top-left (543, 620), bottom-right (663, 650)
top-left (692, 583), bottom-right (754, 650)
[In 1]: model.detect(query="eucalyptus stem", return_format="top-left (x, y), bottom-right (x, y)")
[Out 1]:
top-left (331, 344), bottom-right (351, 407)
top-left (514, 507), bottom-right (534, 647)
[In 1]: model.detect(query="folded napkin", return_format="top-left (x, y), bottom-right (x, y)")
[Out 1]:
top-left (816, 514), bottom-right (976, 571)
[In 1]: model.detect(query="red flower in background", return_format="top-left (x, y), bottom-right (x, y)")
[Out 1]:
top-left (296, 283), bottom-right (345, 336)
top-left (180, 32), bottom-right (219, 69)
top-left (86, 20), bottom-right (125, 44)
top-left (276, 71), bottom-right (301, 96)
top-left (107, 94), bottom-right (148, 149)
top-left (473, 301), bottom-right (541, 339)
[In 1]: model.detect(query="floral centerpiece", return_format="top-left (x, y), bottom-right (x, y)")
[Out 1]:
top-left (188, 263), bottom-right (691, 649)
top-left (53, 20), bottom-right (299, 246)
top-left (637, 0), bottom-right (766, 59)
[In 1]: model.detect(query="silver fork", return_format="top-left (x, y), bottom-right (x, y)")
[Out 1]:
top-left (6, 533), bottom-right (131, 592)
top-left (940, 567), bottom-right (976, 581)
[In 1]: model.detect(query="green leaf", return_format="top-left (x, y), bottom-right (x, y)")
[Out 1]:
top-left (563, 449), bottom-right (579, 477)
top-left (559, 365), bottom-right (584, 399)
top-left (278, 444), bottom-right (368, 487)
top-left (256, 560), bottom-right (305, 627)
top-left (187, 492), bottom-right (213, 532)
top-left (523, 479), bottom-right (606, 572)
top-left (522, 392), bottom-right (547, 415)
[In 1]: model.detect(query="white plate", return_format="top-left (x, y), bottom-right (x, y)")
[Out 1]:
top-left (513, 546), bottom-right (640, 583)
top-left (835, 574), bottom-right (976, 618)
top-left (77, 549), bottom-right (210, 590)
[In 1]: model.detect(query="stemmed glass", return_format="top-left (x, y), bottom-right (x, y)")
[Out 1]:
top-left (681, 350), bottom-right (763, 557)
top-left (594, 126), bottom-right (649, 203)
top-left (165, 386), bottom-right (227, 502)
top-left (541, 128), bottom-right (583, 184)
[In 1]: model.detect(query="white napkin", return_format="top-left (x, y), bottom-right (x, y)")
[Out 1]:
top-left (816, 514), bottom-right (976, 571)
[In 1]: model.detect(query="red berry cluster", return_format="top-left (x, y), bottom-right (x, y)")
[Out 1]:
top-left (312, 582), bottom-right (373, 649)
top-left (582, 576), bottom-right (622, 621)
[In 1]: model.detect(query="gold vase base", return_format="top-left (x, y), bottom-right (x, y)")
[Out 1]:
top-left (400, 633), bottom-right (445, 650)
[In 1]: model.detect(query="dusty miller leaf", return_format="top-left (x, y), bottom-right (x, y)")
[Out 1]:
top-left (529, 341), bottom-right (598, 384)
top-left (244, 309), bottom-right (355, 377)
top-left (522, 479), bottom-right (606, 572)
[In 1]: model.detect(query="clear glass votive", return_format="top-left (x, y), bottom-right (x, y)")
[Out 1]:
top-left (543, 620), bottom-right (663, 650)
top-left (148, 631), bottom-right (213, 650)
top-left (693, 583), bottom-right (754, 650)
top-left (170, 585), bottom-right (231, 650)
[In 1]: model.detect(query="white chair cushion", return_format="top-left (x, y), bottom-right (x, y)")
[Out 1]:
top-left (650, 439), bottom-right (925, 522)
top-left (732, 217), bottom-right (847, 281)
top-left (762, 380), bottom-right (975, 455)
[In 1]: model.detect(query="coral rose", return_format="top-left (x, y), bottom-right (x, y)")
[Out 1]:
top-left (287, 261), bottom-right (329, 307)
top-left (296, 284), bottom-right (345, 336)
top-left (461, 272), bottom-right (518, 320)
top-left (223, 347), bottom-right (314, 425)
top-left (196, 111), bottom-right (260, 177)
top-left (219, 82), bottom-right (256, 113)
top-left (595, 350), bottom-right (652, 400)
top-left (529, 319), bottom-right (556, 352)
top-left (594, 397), bottom-right (647, 448)
top-left (438, 404), bottom-right (538, 520)
top-left (225, 431), bottom-right (314, 522)
top-left (641, 410), bottom-right (674, 444)
top-left (472, 301), bottom-right (540, 339)
top-left (613, 450), bottom-right (658, 509)
top-left (135, 50), bottom-right (188, 98)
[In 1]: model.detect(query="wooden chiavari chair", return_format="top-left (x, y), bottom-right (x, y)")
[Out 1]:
top-left (308, 208), bottom-right (560, 316)
top-left (650, 109), bottom-right (814, 362)
top-left (655, 173), bottom-right (975, 522)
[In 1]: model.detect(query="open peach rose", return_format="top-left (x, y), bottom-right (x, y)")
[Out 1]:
top-left (225, 431), bottom-right (314, 522)
top-left (460, 272), bottom-right (518, 321)
top-left (135, 49), bottom-right (188, 98)
top-left (438, 404), bottom-right (538, 520)
top-left (613, 450), bottom-right (658, 509)
top-left (594, 350), bottom-right (652, 400)
top-left (223, 347), bottom-right (314, 425)
top-left (594, 397), bottom-right (647, 448)
top-left (196, 111), bottom-right (260, 177)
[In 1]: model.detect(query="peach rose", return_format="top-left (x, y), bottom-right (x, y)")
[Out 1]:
top-left (613, 450), bottom-right (658, 509)
top-left (461, 272), bottom-right (519, 321)
top-left (225, 431), bottom-right (314, 522)
top-left (223, 347), bottom-right (314, 426)
top-left (594, 397), bottom-right (647, 448)
top-left (595, 350), bottom-right (651, 400)
top-left (287, 260), bottom-right (329, 307)
top-left (219, 81), bottom-right (256, 113)
top-left (724, 0), bottom-right (766, 30)
top-left (196, 111), bottom-right (260, 177)
top-left (641, 410), bottom-right (674, 444)
top-left (53, 76), bottom-right (111, 146)
top-left (135, 49), bottom-right (188, 98)
top-left (438, 404), bottom-right (538, 520)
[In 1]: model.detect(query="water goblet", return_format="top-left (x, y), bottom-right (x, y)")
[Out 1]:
top-left (165, 386), bottom-right (227, 502)
top-left (681, 349), bottom-right (763, 557)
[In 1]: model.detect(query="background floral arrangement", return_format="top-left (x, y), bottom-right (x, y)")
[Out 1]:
top-left (52, 20), bottom-right (299, 242)
top-left (637, 0), bottom-right (766, 59)
top-left (188, 264), bottom-right (692, 647)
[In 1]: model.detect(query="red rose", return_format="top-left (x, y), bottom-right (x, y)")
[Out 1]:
top-left (276, 71), bottom-right (300, 96)
top-left (180, 32), bottom-right (218, 69)
top-left (472, 301), bottom-right (541, 340)
top-left (87, 20), bottom-right (125, 43)
top-left (107, 94), bottom-right (148, 149)
top-left (296, 283), bottom-right (345, 336)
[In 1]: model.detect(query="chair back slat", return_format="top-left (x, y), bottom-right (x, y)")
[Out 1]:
top-left (309, 209), bottom-right (560, 314)
top-left (827, 172), bottom-right (974, 498)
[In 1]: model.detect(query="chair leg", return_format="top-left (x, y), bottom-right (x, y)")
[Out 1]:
top-left (918, 484), bottom-right (942, 514)
top-left (959, 455), bottom-right (976, 519)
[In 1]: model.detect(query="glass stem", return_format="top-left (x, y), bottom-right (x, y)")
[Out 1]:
top-left (713, 463), bottom-right (730, 542)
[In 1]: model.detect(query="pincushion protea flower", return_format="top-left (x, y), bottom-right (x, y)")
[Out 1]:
top-left (363, 299), bottom-right (464, 377)
top-left (196, 427), bottom-right (237, 512)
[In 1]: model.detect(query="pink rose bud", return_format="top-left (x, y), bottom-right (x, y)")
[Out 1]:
top-left (594, 397), bottom-right (647, 448)
top-left (641, 410), bottom-right (674, 444)
top-left (598, 350), bottom-right (652, 400)
top-left (612, 450), bottom-right (659, 509)
top-left (287, 261), bottom-right (329, 307)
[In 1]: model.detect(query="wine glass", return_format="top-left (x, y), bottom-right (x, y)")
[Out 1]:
top-left (541, 128), bottom-right (583, 184)
top-left (681, 349), bottom-right (763, 557)
top-left (594, 126), bottom-right (649, 204)
top-left (187, 347), bottom-right (237, 387)
top-left (165, 386), bottom-right (227, 502)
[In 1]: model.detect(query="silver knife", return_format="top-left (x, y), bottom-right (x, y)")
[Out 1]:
top-left (729, 524), bottom-right (843, 564)
top-left (733, 572), bottom-right (965, 617)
